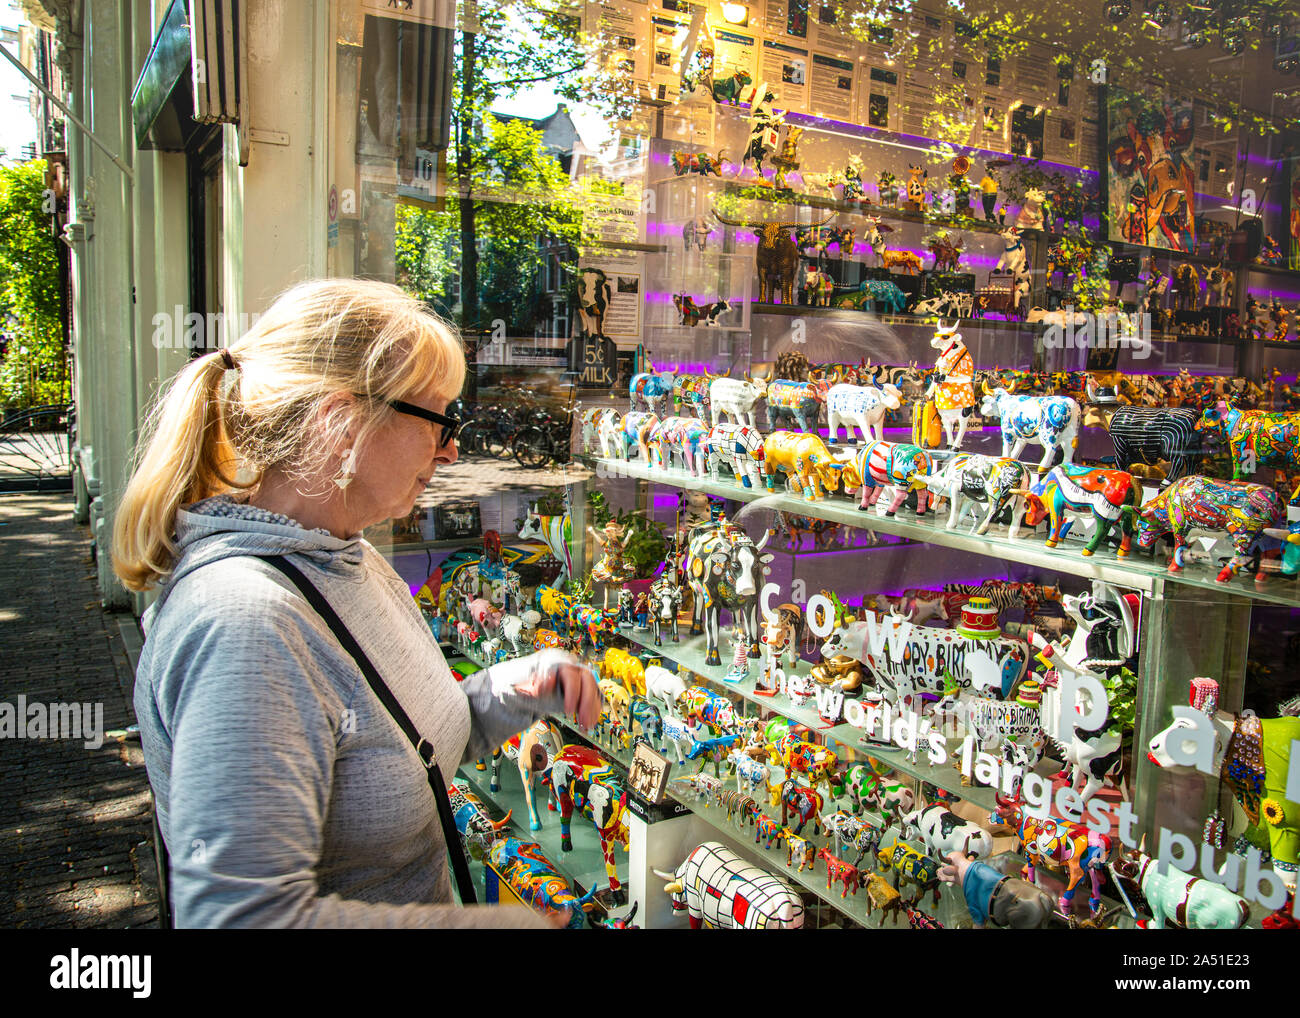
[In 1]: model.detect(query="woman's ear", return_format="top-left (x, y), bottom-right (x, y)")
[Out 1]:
top-left (317, 391), bottom-right (361, 457)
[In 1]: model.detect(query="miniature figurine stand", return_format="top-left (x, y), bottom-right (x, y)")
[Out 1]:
top-left (623, 783), bottom-right (718, 929)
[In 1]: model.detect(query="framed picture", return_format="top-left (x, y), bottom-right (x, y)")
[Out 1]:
top-left (1104, 87), bottom-right (1198, 251)
top-left (628, 742), bottom-right (672, 804)
top-left (434, 500), bottom-right (482, 540)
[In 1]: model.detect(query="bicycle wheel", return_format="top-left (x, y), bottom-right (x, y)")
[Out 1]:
top-left (513, 426), bottom-right (552, 469)
top-left (457, 422), bottom-right (488, 457)
top-left (488, 426), bottom-right (515, 460)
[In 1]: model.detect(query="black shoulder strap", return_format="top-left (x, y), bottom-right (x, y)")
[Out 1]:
top-left (261, 554), bottom-right (478, 906)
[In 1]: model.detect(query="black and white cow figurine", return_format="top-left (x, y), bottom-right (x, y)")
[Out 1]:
top-left (1105, 404), bottom-right (1204, 484)
top-left (647, 577), bottom-right (684, 646)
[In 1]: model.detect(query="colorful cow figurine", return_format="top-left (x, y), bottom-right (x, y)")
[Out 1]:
top-left (670, 148), bottom-right (725, 177)
top-left (704, 422), bottom-right (765, 489)
top-left (660, 712), bottom-right (711, 763)
top-left (581, 407), bottom-right (622, 457)
top-left (769, 778), bottom-right (824, 836)
top-left (1002, 803), bottom-right (1111, 915)
top-left (487, 719), bottom-right (561, 831)
top-left (612, 411), bottom-right (661, 463)
top-left (979, 385), bottom-right (1081, 474)
top-left (629, 370), bottom-right (675, 417)
top-left (767, 733), bottom-right (838, 793)
top-left (1196, 400), bottom-right (1300, 480)
top-left (784, 829), bottom-right (817, 871)
top-left (449, 780), bottom-right (513, 850)
top-left (646, 577), bottom-right (683, 646)
top-left (672, 372), bottom-right (714, 420)
top-left (549, 745), bottom-right (630, 902)
top-left (762, 430), bottom-right (858, 501)
top-left (876, 841), bottom-right (942, 906)
top-left (819, 847), bottom-right (861, 898)
top-left (921, 323), bottom-right (977, 449)
top-left (1023, 464), bottom-right (1139, 556)
top-left (849, 439), bottom-right (934, 516)
top-left (820, 810), bottom-right (885, 867)
top-left (765, 376), bottom-right (830, 432)
top-left (684, 518), bottom-right (775, 665)
top-left (1132, 474), bottom-right (1286, 580)
top-left (653, 842), bottom-right (804, 928)
top-left (649, 415), bottom-right (710, 475)
top-left (913, 453), bottom-right (1031, 538)
top-left (754, 812), bottom-right (784, 849)
top-left (825, 382), bottom-right (903, 444)
top-left (1111, 852), bottom-right (1251, 930)
top-left (485, 837), bottom-right (601, 928)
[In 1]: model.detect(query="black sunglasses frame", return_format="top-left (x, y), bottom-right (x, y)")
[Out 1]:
top-left (385, 399), bottom-right (462, 447)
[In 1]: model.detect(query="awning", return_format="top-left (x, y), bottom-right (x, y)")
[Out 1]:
top-left (131, 0), bottom-right (247, 163)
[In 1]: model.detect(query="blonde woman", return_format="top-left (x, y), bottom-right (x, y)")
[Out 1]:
top-left (114, 279), bottom-right (600, 928)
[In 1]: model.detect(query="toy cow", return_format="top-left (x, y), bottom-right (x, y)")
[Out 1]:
top-left (820, 810), bottom-right (885, 867)
top-left (913, 453), bottom-right (1031, 538)
top-left (1132, 474), bottom-right (1285, 580)
top-left (1111, 851), bottom-right (1251, 929)
top-left (819, 847), bottom-right (861, 898)
top-left (901, 803), bottom-right (994, 861)
top-left (486, 719), bottom-right (561, 830)
top-left (629, 371), bottom-right (674, 417)
top-left (979, 385), bottom-right (1081, 473)
top-left (762, 430), bottom-right (858, 501)
top-left (710, 374), bottom-right (770, 428)
top-left (672, 372), bottom-right (714, 420)
top-left (849, 439), bottom-right (935, 516)
top-left (684, 518), bottom-right (775, 665)
top-left (765, 376), bottom-right (830, 432)
top-left (581, 407), bottom-right (621, 457)
top-left (646, 577), bottom-right (683, 646)
top-left (770, 778), bottom-right (824, 836)
top-left (644, 663), bottom-right (687, 712)
top-left (825, 382), bottom-right (903, 444)
top-left (486, 837), bottom-right (601, 928)
top-left (704, 422), bottom-right (765, 489)
top-left (549, 745), bottom-right (630, 902)
top-left (996, 797), bottom-right (1112, 915)
top-left (1148, 676), bottom-right (1300, 894)
top-left (1105, 404), bottom-right (1204, 484)
top-left (1023, 464), bottom-right (1139, 556)
top-left (1196, 400), bottom-right (1300, 480)
top-left (802, 266), bottom-right (835, 306)
top-left (449, 780), bottom-right (513, 850)
top-left (784, 829), bottom-right (817, 871)
top-left (654, 842), bottom-right (804, 929)
top-left (876, 840), bottom-right (942, 906)
top-left (611, 410), bottom-right (660, 463)
top-left (862, 871), bottom-right (904, 925)
top-left (648, 415), bottom-right (709, 475)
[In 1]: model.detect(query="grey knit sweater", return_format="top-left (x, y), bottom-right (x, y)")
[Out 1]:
top-left (134, 497), bottom-right (564, 928)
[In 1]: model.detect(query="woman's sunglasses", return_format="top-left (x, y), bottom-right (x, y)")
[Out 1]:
top-left (386, 399), bottom-right (462, 448)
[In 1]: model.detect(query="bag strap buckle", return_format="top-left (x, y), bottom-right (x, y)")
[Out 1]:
top-left (416, 738), bottom-right (438, 770)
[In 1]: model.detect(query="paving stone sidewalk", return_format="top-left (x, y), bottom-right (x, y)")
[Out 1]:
top-left (0, 493), bottom-right (159, 928)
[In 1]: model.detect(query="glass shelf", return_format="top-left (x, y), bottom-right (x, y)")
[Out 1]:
top-left (615, 626), bottom-right (1017, 816)
top-left (579, 454), bottom-right (1300, 608)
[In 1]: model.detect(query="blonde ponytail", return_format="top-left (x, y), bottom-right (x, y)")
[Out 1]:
top-left (112, 278), bottom-right (466, 591)
top-left (113, 351), bottom-right (245, 591)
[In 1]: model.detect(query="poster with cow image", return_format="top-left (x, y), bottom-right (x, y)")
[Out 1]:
top-left (1104, 87), bottom-right (1197, 252)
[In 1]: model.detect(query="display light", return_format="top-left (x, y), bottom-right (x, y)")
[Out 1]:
top-left (721, 2), bottom-right (749, 25)
top-left (1104, 0), bottom-right (1132, 22)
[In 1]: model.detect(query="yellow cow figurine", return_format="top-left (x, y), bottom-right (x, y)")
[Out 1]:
top-left (762, 431), bottom-right (862, 501)
top-left (597, 678), bottom-right (631, 726)
top-left (602, 647), bottom-right (646, 698)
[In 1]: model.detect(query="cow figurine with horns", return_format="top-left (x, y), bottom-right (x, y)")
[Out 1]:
top-left (684, 517), bottom-right (775, 666)
top-left (1195, 400), bottom-right (1300, 481)
top-left (629, 369), bottom-right (675, 417)
top-left (825, 371), bottom-right (904, 445)
top-left (710, 371), bottom-right (771, 428)
top-left (765, 370), bottom-right (832, 432)
top-left (979, 382), bottom-right (1082, 474)
top-left (654, 842), bottom-right (804, 928)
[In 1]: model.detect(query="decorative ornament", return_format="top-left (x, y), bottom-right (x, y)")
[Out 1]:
top-left (1204, 811), bottom-right (1226, 848)
top-left (334, 448), bottom-right (356, 489)
top-left (1262, 798), bottom-right (1286, 827)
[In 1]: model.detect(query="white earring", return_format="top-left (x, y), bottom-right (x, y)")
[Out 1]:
top-left (334, 448), bottom-right (356, 490)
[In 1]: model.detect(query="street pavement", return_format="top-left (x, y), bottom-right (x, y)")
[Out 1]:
top-left (0, 493), bottom-right (158, 929)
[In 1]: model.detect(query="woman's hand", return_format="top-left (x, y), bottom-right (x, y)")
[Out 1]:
top-left (496, 649), bottom-right (601, 730)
